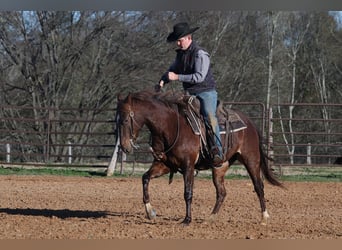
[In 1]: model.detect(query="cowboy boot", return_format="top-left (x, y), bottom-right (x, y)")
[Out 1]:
top-left (211, 146), bottom-right (223, 168)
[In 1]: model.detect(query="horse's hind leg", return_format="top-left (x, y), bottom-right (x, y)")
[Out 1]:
top-left (253, 177), bottom-right (269, 225)
top-left (142, 161), bottom-right (170, 220)
top-left (211, 162), bottom-right (229, 216)
top-left (243, 159), bottom-right (269, 225)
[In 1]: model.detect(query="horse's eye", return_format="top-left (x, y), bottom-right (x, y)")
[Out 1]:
top-left (120, 117), bottom-right (129, 125)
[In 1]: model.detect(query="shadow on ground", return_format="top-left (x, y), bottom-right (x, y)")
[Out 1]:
top-left (0, 208), bottom-right (109, 219)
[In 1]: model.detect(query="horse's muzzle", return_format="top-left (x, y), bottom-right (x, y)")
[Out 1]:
top-left (130, 139), bottom-right (140, 150)
top-left (120, 146), bottom-right (131, 154)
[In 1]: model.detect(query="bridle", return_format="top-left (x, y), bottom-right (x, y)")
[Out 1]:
top-left (119, 102), bottom-right (180, 155)
top-left (120, 107), bottom-right (142, 150)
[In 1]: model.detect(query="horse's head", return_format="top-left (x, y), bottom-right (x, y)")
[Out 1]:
top-left (116, 93), bottom-right (143, 154)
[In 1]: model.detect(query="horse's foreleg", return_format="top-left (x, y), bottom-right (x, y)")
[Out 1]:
top-left (142, 161), bottom-right (170, 220)
top-left (261, 209), bottom-right (270, 226)
top-left (211, 162), bottom-right (229, 215)
top-left (181, 165), bottom-right (195, 225)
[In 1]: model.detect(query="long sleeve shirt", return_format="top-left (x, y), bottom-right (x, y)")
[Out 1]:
top-left (161, 41), bottom-right (216, 95)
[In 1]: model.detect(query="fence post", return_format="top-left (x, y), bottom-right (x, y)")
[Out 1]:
top-left (106, 136), bottom-right (120, 176)
top-left (267, 107), bottom-right (274, 168)
top-left (6, 143), bottom-right (10, 163)
top-left (46, 109), bottom-right (51, 163)
top-left (307, 143), bottom-right (312, 165)
top-left (68, 141), bottom-right (72, 164)
top-left (120, 151), bottom-right (126, 175)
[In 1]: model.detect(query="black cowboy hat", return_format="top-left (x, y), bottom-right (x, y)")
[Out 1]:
top-left (167, 22), bottom-right (199, 42)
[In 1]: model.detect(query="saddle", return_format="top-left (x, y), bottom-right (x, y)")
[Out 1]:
top-left (182, 95), bottom-right (247, 156)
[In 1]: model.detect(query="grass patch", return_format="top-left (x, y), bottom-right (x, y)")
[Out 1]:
top-left (279, 172), bottom-right (342, 182)
top-left (278, 166), bottom-right (342, 182)
top-left (0, 164), bottom-right (341, 182)
top-left (0, 166), bottom-right (106, 177)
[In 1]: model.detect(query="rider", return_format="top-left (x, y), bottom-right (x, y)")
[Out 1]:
top-left (156, 22), bottom-right (223, 168)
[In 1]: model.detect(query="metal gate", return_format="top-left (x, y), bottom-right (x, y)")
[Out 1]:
top-left (267, 103), bottom-right (342, 167)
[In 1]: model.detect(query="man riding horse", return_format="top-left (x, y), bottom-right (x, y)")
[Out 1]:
top-left (156, 22), bottom-right (224, 168)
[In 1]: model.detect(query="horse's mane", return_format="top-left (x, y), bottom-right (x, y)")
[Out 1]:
top-left (131, 90), bottom-right (187, 109)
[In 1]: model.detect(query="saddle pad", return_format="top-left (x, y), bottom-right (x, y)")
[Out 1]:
top-left (182, 96), bottom-right (247, 135)
top-left (219, 109), bottom-right (247, 134)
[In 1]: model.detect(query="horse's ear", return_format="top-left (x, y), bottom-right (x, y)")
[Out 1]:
top-left (117, 93), bottom-right (125, 102)
top-left (127, 93), bottom-right (132, 103)
top-left (118, 93), bottom-right (133, 104)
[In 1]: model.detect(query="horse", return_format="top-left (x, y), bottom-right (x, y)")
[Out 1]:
top-left (116, 90), bottom-right (284, 226)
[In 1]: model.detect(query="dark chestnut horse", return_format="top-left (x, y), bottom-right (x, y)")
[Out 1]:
top-left (117, 90), bottom-right (283, 226)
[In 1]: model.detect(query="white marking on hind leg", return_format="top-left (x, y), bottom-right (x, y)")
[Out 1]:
top-left (261, 210), bottom-right (270, 226)
top-left (145, 202), bottom-right (156, 220)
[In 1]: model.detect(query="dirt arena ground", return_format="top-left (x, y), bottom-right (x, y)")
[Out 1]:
top-left (0, 174), bottom-right (341, 239)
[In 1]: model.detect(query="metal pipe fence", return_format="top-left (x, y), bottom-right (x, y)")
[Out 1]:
top-left (0, 105), bottom-right (116, 167)
top-left (0, 103), bottom-right (341, 171)
top-left (268, 103), bottom-right (342, 167)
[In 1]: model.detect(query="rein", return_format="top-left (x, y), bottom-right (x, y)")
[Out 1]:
top-left (161, 104), bottom-right (180, 154)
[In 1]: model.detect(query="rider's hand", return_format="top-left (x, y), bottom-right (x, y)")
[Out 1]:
top-left (155, 80), bottom-right (164, 92)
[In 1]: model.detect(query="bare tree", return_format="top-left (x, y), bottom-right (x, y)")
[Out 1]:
top-left (1, 11), bottom-right (341, 164)
top-left (275, 12), bottom-right (311, 164)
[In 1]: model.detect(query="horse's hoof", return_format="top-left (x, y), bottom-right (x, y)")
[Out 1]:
top-left (209, 213), bottom-right (218, 221)
top-left (147, 209), bottom-right (157, 220)
top-left (145, 203), bottom-right (157, 220)
top-left (181, 218), bottom-right (191, 226)
top-left (260, 210), bottom-right (270, 226)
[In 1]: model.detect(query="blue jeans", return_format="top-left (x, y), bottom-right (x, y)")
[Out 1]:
top-left (195, 90), bottom-right (223, 157)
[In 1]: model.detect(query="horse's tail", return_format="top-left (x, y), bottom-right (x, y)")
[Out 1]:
top-left (258, 130), bottom-right (284, 188)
